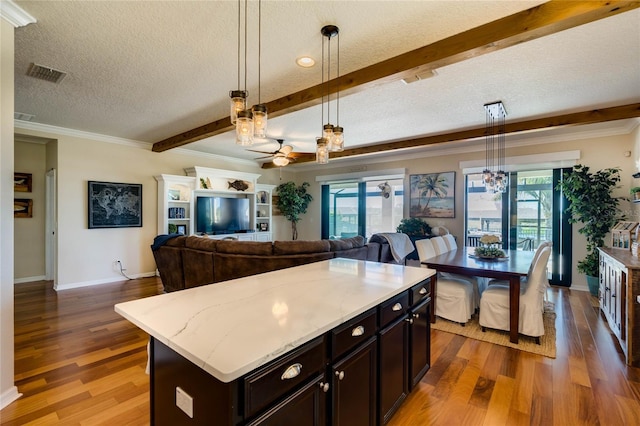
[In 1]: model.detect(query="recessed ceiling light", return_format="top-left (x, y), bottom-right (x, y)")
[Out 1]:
top-left (296, 56), bottom-right (315, 68)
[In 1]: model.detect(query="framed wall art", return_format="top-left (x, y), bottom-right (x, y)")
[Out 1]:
top-left (88, 181), bottom-right (142, 229)
top-left (14, 199), bottom-right (33, 218)
top-left (409, 171), bottom-right (455, 218)
top-left (176, 225), bottom-right (187, 235)
top-left (14, 173), bottom-right (32, 192)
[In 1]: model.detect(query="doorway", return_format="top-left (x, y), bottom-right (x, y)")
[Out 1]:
top-left (45, 169), bottom-right (57, 283)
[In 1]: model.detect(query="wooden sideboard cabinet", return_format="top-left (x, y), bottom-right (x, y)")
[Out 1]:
top-left (598, 248), bottom-right (640, 366)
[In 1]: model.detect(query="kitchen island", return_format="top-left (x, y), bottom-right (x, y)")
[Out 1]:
top-left (116, 258), bottom-right (435, 425)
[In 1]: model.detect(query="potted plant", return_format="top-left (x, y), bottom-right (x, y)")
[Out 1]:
top-left (557, 164), bottom-right (624, 296)
top-left (396, 217), bottom-right (431, 238)
top-left (275, 181), bottom-right (313, 240)
top-left (630, 187), bottom-right (640, 201)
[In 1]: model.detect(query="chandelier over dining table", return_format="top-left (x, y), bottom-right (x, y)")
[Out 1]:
top-left (482, 101), bottom-right (508, 193)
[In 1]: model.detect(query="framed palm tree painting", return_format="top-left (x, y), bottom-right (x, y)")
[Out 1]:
top-left (410, 172), bottom-right (455, 218)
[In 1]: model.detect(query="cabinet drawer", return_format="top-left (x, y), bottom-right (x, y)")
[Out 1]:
top-left (244, 336), bottom-right (326, 419)
top-left (410, 279), bottom-right (431, 306)
top-left (331, 308), bottom-right (377, 360)
top-left (379, 291), bottom-right (409, 328)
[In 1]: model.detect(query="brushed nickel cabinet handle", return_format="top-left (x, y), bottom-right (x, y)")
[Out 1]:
top-left (419, 287), bottom-right (427, 295)
top-left (392, 303), bottom-right (403, 311)
top-left (405, 318), bottom-right (414, 324)
top-left (319, 382), bottom-right (329, 392)
top-left (351, 325), bottom-right (365, 337)
top-left (281, 363), bottom-right (302, 380)
top-left (413, 313), bottom-right (420, 319)
top-left (335, 370), bottom-right (345, 380)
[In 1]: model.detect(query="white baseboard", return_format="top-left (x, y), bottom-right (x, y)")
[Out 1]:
top-left (14, 275), bottom-right (46, 284)
top-left (571, 284), bottom-right (589, 293)
top-left (54, 271), bottom-right (157, 291)
top-left (0, 386), bottom-right (22, 410)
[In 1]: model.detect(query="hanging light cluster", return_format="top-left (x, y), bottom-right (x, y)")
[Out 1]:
top-left (482, 101), bottom-right (508, 193)
top-left (316, 24), bottom-right (344, 164)
top-left (229, 0), bottom-right (268, 146)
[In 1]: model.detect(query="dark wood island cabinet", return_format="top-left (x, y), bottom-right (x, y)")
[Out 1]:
top-left (116, 259), bottom-right (434, 425)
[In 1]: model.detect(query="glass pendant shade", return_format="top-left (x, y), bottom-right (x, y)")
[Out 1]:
top-left (252, 104), bottom-right (268, 138)
top-left (230, 90), bottom-right (247, 125)
top-left (272, 153), bottom-right (289, 167)
top-left (331, 126), bottom-right (344, 152)
top-left (323, 124), bottom-right (334, 141)
top-left (235, 109), bottom-right (254, 146)
top-left (316, 138), bottom-right (329, 164)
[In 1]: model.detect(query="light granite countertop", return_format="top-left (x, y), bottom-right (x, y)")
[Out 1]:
top-left (115, 258), bottom-right (434, 383)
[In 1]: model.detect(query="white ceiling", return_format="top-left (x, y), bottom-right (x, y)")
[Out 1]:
top-left (12, 1), bottom-right (640, 167)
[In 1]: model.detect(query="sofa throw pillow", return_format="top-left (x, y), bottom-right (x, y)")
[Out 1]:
top-left (328, 236), bottom-right (365, 251)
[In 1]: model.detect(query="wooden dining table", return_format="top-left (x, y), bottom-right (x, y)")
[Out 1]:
top-left (421, 247), bottom-right (535, 344)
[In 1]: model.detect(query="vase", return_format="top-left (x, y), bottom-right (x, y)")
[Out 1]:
top-left (586, 275), bottom-right (599, 297)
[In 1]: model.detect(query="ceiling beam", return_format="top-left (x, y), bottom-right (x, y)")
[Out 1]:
top-left (261, 103), bottom-right (640, 169)
top-left (152, 0), bottom-right (640, 153)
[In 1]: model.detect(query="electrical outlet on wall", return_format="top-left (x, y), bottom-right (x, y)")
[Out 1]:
top-left (176, 387), bottom-right (194, 418)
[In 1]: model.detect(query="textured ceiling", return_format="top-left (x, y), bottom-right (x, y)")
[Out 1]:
top-left (12, 1), bottom-right (640, 166)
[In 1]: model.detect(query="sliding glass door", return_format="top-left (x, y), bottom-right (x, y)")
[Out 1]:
top-left (465, 168), bottom-right (571, 286)
top-left (321, 179), bottom-right (404, 240)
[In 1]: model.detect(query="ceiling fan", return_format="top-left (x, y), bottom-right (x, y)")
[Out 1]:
top-left (247, 139), bottom-right (312, 167)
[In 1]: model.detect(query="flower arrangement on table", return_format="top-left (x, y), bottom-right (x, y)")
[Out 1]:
top-left (474, 234), bottom-right (506, 258)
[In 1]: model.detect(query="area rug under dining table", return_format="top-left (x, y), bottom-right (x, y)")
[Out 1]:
top-left (430, 302), bottom-right (557, 359)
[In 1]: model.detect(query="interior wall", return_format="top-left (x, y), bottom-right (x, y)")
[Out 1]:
top-left (14, 125), bottom-right (289, 290)
top-left (14, 141), bottom-right (46, 281)
top-left (294, 131), bottom-right (637, 289)
top-left (0, 15), bottom-right (18, 409)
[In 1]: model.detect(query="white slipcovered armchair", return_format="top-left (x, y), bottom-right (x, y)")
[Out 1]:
top-left (479, 245), bottom-right (552, 343)
top-left (415, 238), bottom-right (475, 325)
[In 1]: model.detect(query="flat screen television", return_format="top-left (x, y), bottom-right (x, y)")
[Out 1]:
top-left (196, 196), bottom-right (251, 235)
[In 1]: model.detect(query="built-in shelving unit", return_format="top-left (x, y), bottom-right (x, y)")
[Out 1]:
top-left (154, 174), bottom-right (196, 235)
top-left (155, 167), bottom-right (275, 241)
top-left (255, 184), bottom-right (276, 242)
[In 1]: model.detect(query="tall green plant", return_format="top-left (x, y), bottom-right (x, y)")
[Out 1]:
top-left (556, 164), bottom-right (624, 277)
top-left (276, 181), bottom-right (313, 240)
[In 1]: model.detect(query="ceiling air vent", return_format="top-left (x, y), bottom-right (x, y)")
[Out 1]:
top-left (14, 112), bottom-right (35, 121)
top-left (26, 63), bottom-right (67, 83)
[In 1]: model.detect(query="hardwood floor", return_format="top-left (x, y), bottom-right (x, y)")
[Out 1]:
top-left (1, 278), bottom-right (639, 425)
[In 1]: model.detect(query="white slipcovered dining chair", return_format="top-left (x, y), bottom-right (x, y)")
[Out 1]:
top-left (442, 234), bottom-right (457, 251)
top-left (479, 245), bottom-right (552, 343)
top-left (487, 241), bottom-right (552, 290)
top-left (415, 238), bottom-right (475, 325)
top-left (432, 235), bottom-right (482, 306)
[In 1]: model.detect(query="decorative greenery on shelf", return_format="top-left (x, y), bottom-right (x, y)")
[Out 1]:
top-left (396, 217), bottom-right (431, 238)
top-left (556, 164), bottom-right (624, 277)
top-left (630, 187), bottom-right (640, 194)
top-left (276, 181), bottom-right (313, 240)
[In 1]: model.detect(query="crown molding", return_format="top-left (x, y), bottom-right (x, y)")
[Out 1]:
top-left (13, 119), bottom-right (258, 167)
top-left (0, 0), bottom-right (36, 28)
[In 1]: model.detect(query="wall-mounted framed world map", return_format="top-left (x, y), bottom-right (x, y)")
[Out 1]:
top-left (88, 181), bottom-right (142, 229)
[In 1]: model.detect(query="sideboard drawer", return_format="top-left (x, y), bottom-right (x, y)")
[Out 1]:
top-left (410, 278), bottom-right (431, 306)
top-left (331, 308), bottom-right (377, 360)
top-left (379, 291), bottom-right (409, 327)
top-left (244, 335), bottom-right (326, 419)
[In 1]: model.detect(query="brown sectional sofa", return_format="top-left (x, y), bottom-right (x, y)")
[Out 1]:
top-left (152, 235), bottom-right (389, 293)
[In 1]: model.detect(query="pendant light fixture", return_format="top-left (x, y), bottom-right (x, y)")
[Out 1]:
top-left (482, 101), bottom-right (508, 193)
top-left (230, 0), bottom-right (267, 146)
top-left (251, 0), bottom-right (267, 138)
top-left (317, 24), bottom-right (343, 163)
top-left (229, 0), bottom-right (248, 128)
